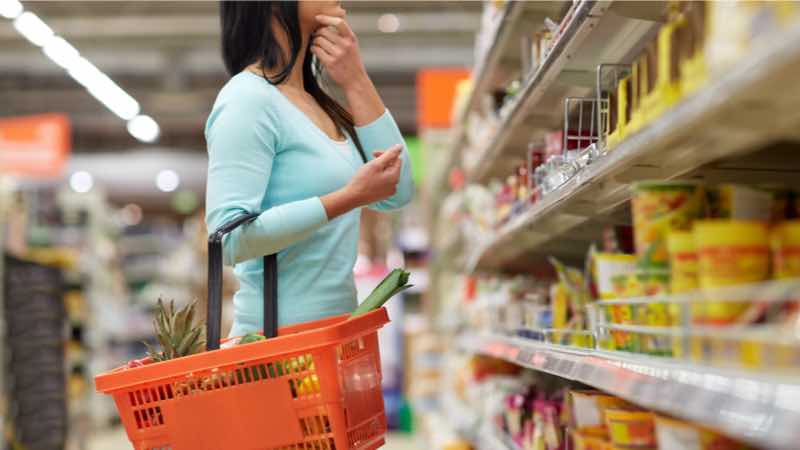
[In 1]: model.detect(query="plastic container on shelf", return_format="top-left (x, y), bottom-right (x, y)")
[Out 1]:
top-left (693, 220), bottom-right (770, 325)
top-left (771, 221), bottom-right (800, 279)
top-left (631, 181), bottom-right (705, 270)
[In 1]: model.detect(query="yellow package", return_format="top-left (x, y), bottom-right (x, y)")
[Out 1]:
top-left (594, 253), bottom-right (638, 299)
top-left (694, 220), bottom-right (769, 324)
top-left (605, 409), bottom-right (656, 449)
top-left (632, 181), bottom-right (705, 269)
top-left (667, 230), bottom-right (698, 294)
top-left (771, 221), bottom-right (800, 279)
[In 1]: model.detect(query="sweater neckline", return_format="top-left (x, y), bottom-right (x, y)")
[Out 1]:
top-left (243, 71), bottom-right (349, 145)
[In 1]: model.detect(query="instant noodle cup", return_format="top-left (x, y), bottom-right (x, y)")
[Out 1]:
top-left (593, 253), bottom-right (636, 300)
top-left (654, 415), bottom-right (750, 450)
top-left (771, 220), bottom-right (800, 279)
top-left (667, 230), bottom-right (699, 294)
top-left (594, 253), bottom-right (638, 299)
top-left (632, 181), bottom-right (705, 269)
top-left (605, 408), bottom-right (656, 448)
top-left (607, 274), bottom-right (643, 352)
top-left (694, 220), bottom-right (769, 324)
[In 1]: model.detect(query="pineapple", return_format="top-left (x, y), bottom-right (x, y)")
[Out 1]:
top-left (145, 298), bottom-right (206, 362)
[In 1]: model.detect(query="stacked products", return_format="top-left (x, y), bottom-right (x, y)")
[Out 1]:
top-left (3, 255), bottom-right (68, 450)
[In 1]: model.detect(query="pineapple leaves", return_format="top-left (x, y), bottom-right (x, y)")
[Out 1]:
top-left (146, 297), bottom-right (206, 362)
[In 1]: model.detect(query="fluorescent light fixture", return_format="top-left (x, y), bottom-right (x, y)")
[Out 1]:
top-left (13, 12), bottom-right (53, 47)
top-left (42, 36), bottom-right (81, 70)
top-left (8, 5), bottom-right (160, 142)
top-left (155, 169), bottom-right (180, 193)
top-left (69, 171), bottom-right (94, 193)
top-left (377, 13), bottom-right (400, 33)
top-left (0, 0), bottom-right (23, 19)
top-left (127, 115), bottom-right (160, 143)
top-left (88, 74), bottom-right (140, 120)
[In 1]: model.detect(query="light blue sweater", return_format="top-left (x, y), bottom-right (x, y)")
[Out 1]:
top-left (205, 71), bottom-right (414, 336)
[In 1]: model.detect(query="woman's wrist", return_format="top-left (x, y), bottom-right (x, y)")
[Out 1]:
top-left (320, 185), bottom-right (362, 220)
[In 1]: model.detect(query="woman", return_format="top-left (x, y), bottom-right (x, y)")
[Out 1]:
top-left (206, 1), bottom-right (414, 337)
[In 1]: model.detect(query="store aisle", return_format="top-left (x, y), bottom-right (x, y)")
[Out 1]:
top-left (87, 428), bottom-right (420, 450)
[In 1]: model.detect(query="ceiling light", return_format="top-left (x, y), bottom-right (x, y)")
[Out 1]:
top-left (69, 171), bottom-right (94, 193)
top-left (0, 0), bottom-right (23, 19)
top-left (13, 12), bottom-right (53, 47)
top-left (377, 13), bottom-right (400, 33)
top-left (155, 169), bottom-right (180, 193)
top-left (7, 9), bottom-right (161, 143)
top-left (42, 36), bottom-right (81, 70)
top-left (88, 75), bottom-right (140, 120)
top-left (127, 115), bottom-right (160, 143)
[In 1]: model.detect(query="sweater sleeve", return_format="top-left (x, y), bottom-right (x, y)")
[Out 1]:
top-left (205, 99), bottom-right (328, 266)
top-left (355, 109), bottom-right (415, 211)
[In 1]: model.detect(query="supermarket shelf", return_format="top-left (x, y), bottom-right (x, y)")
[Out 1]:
top-left (454, 1), bottom-right (571, 128)
top-left (465, 0), bottom-right (662, 183)
top-left (461, 333), bottom-right (800, 450)
top-left (466, 19), bottom-right (800, 272)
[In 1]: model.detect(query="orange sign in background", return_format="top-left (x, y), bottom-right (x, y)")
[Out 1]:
top-left (0, 113), bottom-right (71, 178)
top-left (416, 68), bottom-right (470, 129)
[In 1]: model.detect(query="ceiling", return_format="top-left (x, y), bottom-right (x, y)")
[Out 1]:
top-left (0, 1), bottom-right (482, 155)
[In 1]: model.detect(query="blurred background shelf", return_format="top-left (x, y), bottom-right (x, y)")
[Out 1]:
top-left (461, 333), bottom-right (800, 450)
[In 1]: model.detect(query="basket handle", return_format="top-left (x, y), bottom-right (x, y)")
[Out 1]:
top-left (207, 213), bottom-right (278, 351)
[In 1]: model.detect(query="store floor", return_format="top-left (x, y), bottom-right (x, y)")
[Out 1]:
top-left (88, 427), bottom-right (420, 449)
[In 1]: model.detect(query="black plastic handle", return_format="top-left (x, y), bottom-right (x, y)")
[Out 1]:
top-left (207, 213), bottom-right (278, 350)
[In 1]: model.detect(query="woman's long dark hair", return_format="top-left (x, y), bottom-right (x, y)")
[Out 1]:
top-left (219, 1), bottom-right (366, 162)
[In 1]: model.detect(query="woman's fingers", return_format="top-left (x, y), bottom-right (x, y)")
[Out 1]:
top-left (313, 35), bottom-right (339, 56)
top-left (310, 45), bottom-right (333, 64)
top-left (315, 26), bottom-right (346, 46)
top-left (315, 14), bottom-right (354, 38)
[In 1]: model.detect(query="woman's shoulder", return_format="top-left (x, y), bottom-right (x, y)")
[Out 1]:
top-left (213, 72), bottom-right (282, 113)
top-left (206, 72), bottom-right (283, 134)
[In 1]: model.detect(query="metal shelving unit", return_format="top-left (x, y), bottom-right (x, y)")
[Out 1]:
top-left (465, 18), bottom-right (800, 272)
top-left (458, 0), bottom-right (662, 183)
top-left (461, 333), bottom-right (800, 450)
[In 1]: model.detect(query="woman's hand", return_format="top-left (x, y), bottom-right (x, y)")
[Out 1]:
top-left (320, 144), bottom-right (403, 220)
top-left (310, 15), bottom-right (369, 90)
top-left (346, 144), bottom-right (403, 206)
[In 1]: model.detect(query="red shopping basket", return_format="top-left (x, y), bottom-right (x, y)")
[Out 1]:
top-left (95, 214), bottom-right (390, 450)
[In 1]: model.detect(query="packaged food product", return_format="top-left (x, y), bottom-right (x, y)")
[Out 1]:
top-left (707, 184), bottom-right (772, 221)
top-left (605, 408), bottom-right (656, 449)
top-left (693, 220), bottom-right (770, 324)
top-left (570, 390), bottom-right (633, 430)
top-left (667, 230), bottom-right (698, 294)
top-left (594, 253), bottom-right (638, 299)
top-left (606, 274), bottom-right (641, 352)
top-left (654, 415), bottom-right (749, 450)
top-left (573, 430), bottom-right (612, 450)
top-left (677, 1), bottom-right (708, 95)
top-left (632, 181), bottom-right (705, 269)
top-left (771, 221), bottom-right (800, 279)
